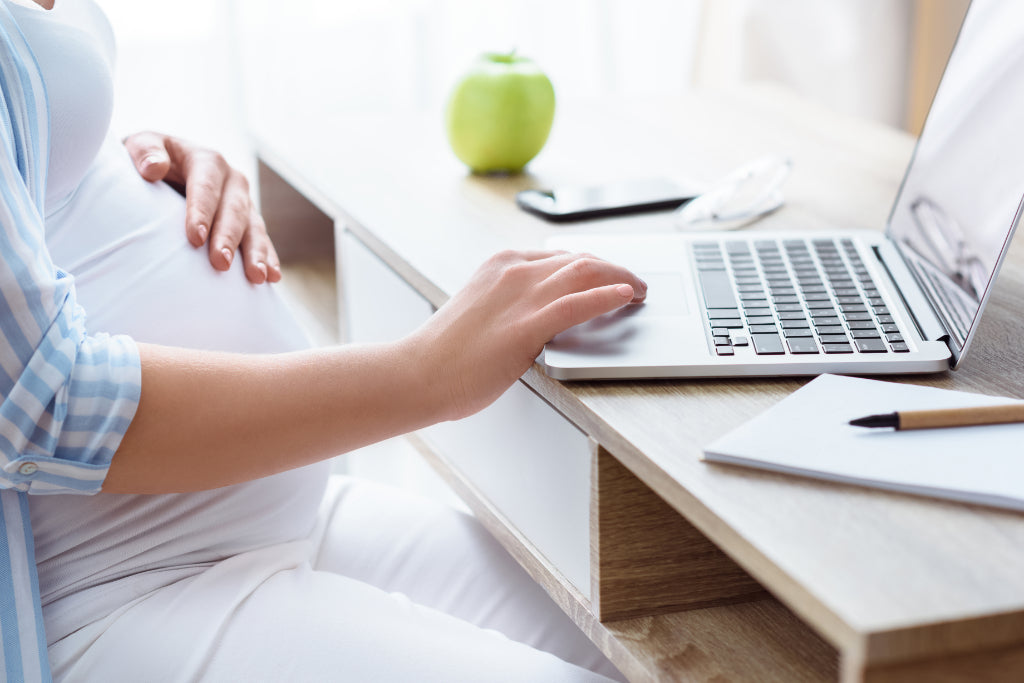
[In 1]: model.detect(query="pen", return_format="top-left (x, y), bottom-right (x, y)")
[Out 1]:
top-left (849, 403), bottom-right (1024, 430)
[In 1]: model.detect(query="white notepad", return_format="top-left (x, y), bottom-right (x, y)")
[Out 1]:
top-left (703, 374), bottom-right (1024, 511)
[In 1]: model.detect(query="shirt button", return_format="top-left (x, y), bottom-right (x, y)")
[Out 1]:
top-left (18, 462), bottom-right (39, 476)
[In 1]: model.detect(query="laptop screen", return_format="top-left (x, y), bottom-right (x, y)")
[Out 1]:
top-left (886, 0), bottom-right (1023, 364)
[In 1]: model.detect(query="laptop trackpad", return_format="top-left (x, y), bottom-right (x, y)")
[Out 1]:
top-left (546, 271), bottom-right (691, 355)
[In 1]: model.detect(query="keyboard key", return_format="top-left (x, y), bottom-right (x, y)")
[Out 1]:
top-left (876, 315), bottom-right (895, 324)
top-left (881, 323), bottom-right (900, 333)
top-left (812, 317), bottom-right (841, 326)
top-left (891, 342), bottom-right (910, 352)
top-left (708, 309), bottom-right (741, 320)
top-left (886, 333), bottom-right (904, 343)
top-left (843, 312), bottom-right (873, 322)
top-left (803, 293), bottom-right (832, 301)
top-left (847, 320), bottom-right (877, 329)
top-left (854, 339), bottom-right (888, 353)
top-left (745, 316), bottom-right (775, 325)
top-left (806, 300), bottom-right (835, 309)
top-left (715, 346), bottom-right (735, 356)
top-left (737, 284), bottom-right (765, 293)
top-left (714, 336), bottom-right (732, 346)
top-left (749, 324), bottom-right (778, 334)
top-left (731, 335), bottom-right (749, 346)
top-left (851, 329), bottom-right (881, 339)
top-left (712, 320), bottom-right (745, 329)
top-left (815, 325), bottom-right (846, 335)
top-left (778, 311), bottom-right (807, 320)
top-left (743, 307), bottom-right (772, 317)
top-left (818, 334), bottom-right (850, 344)
top-left (781, 319), bottom-right (810, 329)
top-left (771, 296), bottom-right (800, 304)
top-left (698, 270), bottom-right (738, 309)
top-left (751, 333), bottom-right (785, 355)
top-left (810, 308), bottom-right (839, 318)
top-left (823, 343), bottom-right (853, 354)
top-left (765, 274), bottom-right (793, 283)
top-left (775, 303), bottom-right (804, 312)
top-left (786, 338), bottom-right (820, 354)
top-left (784, 328), bottom-right (813, 337)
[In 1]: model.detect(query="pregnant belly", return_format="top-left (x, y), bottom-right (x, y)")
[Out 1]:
top-left (45, 135), bottom-right (310, 353)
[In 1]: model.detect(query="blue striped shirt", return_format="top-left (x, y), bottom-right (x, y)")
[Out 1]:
top-left (0, 7), bottom-right (142, 681)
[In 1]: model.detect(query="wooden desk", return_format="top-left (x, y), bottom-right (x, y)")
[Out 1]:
top-left (251, 85), bottom-right (1024, 682)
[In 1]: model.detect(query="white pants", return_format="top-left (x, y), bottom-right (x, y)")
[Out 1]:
top-left (50, 476), bottom-right (624, 682)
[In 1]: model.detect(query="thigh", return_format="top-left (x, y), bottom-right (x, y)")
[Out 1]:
top-left (52, 544), bottom-right (613, 683)
top-left (203, 565), bottom-right (612, 683)
top-left (309, 476), bottom-right (625, 681)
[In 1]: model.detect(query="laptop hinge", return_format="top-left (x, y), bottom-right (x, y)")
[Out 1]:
top-left (873, 242), bottom-right (950, 345)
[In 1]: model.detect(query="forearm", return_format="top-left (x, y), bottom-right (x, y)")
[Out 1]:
top-left (104, 340), bottom-right (446, 494)
top-left (104, 249), bottom-right (646, 494)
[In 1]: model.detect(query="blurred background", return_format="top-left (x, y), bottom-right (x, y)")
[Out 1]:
top-left (94, 0), bottom-right (970, 495)
top-left (100, 0), bottom-right (969, 176)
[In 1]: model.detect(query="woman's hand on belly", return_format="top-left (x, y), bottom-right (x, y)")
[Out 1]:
top-left (122, 131), bottom-right (282, 285)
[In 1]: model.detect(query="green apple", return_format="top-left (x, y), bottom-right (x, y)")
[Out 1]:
top-left (445, 52), bottom-right (556, 174)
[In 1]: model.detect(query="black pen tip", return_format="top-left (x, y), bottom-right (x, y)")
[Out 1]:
top-left (849, 413), bottom-right (898, 429)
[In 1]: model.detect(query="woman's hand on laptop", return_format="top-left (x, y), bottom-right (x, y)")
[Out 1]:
top-left (407, 249), bottom-right (646, 420)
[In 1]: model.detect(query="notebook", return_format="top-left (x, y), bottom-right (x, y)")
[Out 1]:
top-left (540, 0), bottom-right (1022, 380)
top-left (702, 374), bottom-right (1024, 512)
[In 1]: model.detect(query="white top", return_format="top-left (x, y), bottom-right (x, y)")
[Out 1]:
top-left (5, 0), bottom-right (116, 213)
top-left (6, 0), bottom-right (331, 647)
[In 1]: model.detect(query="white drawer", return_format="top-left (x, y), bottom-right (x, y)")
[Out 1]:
top-left (337, 228), bottom-right (433, 343)
top-left (420, 387), bottom-right (592, 596)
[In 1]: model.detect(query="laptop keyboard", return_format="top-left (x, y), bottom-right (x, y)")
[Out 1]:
top-left (693, 237), bottom-right (909, 357)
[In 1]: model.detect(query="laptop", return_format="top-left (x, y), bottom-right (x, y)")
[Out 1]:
top-left (541, 0), bottom-right (1023, 381)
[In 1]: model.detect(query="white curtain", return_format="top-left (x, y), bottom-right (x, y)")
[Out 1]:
top-left (694, 0), bottom-right (914, 128)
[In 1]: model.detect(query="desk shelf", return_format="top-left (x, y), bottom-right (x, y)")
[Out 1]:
top-left (412, 433), bottom-right (839, 682)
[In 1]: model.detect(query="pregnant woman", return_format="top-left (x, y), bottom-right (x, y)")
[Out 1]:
top-left (0, 0), bottom-right (644, 680)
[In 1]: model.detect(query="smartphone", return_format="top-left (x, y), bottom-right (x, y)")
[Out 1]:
top-left (516, 177), bottom-right (699, 223)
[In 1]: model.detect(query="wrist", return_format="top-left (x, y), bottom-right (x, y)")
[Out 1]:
top-left (394, 329), bottom-right (466, 425)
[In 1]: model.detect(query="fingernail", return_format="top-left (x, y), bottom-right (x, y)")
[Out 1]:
top-left (256, 262), bottom-right (268, 279)
top-left (196, 224), bottom-right (208, 242)
top-left (616, 284), bottom-right (634, 297)
top-left (143, 153), bottom-right (165, 169)
top-left (222, 247), bottom-right (233, 265)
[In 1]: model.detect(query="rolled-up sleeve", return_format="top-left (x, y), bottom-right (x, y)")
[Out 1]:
top-left (1, 14), bottom-right (141, 496)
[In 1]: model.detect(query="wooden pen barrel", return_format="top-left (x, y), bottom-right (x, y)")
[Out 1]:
top-left (899, 403), bottom-right (1024, 429)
